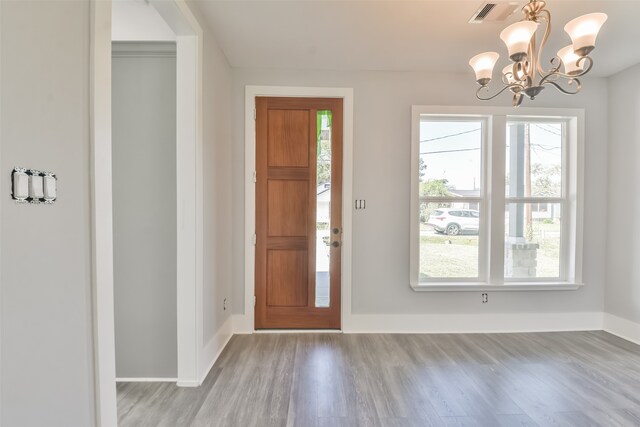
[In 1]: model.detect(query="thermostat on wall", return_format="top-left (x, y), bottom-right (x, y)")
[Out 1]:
top-left (11, 167), bottom-right (57, 204)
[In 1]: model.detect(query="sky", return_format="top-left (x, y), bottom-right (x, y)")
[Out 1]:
top-left (419, 118), bottom-right (562, 193)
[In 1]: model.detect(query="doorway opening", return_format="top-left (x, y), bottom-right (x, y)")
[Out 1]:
top-left (91, 0), bottom-right (204, 424)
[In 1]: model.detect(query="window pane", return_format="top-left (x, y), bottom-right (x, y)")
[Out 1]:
top-left (505, 203), bottom-right (561, 279)
top-left (506, 122), bottom-right (563, 198)
top-left (420, 120), bottom-right (482, 197)
top-left (420, 202), bottom-right (481, 279)
top-left (316, 111), bottom-right (331, 308)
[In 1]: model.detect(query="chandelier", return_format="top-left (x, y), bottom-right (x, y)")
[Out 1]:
top-left (469, 1), bottom-right (607, 106)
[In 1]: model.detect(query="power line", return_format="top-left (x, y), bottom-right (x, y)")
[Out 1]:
top-left (530, 143), bottom-right (561, 151)
top-left (533, 124), bottom-right (561, 137)
top-left (422, 142), bottom-right (558, 155)
top-left (420, 128), bottom-right (480, 143)
top-left (420, 147), bottom-right (480, 155)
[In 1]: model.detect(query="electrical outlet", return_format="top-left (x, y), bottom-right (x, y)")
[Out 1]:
top-left (223, 298), bottom-right (227, 311)
top-left (482, 293), bottom-right (489, 303)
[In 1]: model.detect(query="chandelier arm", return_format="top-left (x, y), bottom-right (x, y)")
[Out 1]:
top-left (528, 28), bottom-right (537, 82)
top-left (476, 84), bottom-right (524, 101)
top-left (538, 56), bottom-right (593, 86)
top-left (535, 10), bottom-right (552, 76)
top-left (543, 78), bottom-right (582, 96)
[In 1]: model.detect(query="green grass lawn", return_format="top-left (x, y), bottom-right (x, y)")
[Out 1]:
top-left (419, 221), bottom-right (560, 279)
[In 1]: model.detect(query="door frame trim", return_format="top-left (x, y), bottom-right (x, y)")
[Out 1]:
top-left (241, 86), bottom-right (354, 332)
top-left (91, 0), bottom-right (203, 424)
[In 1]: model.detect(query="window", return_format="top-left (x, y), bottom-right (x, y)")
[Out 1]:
top-left (505, 120), bottom-right (565, 280)
top-left (410, 107), bottom-right (583, 289)
top-left (418, 118), bottom-right (487, 281)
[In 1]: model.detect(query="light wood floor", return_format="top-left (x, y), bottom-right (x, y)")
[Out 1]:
top-left (117, 331), bottom-right (640, 426)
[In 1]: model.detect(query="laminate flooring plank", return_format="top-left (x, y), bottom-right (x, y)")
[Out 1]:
top-left (391, 334), bottom-right (455, 367)
top-left (192, 337), bottom-right (268, 422)
top-left (339, 357), bottom-right (383, 426)
top-left (416, 364), bottom-right (503, 425)
top-left (440, 416), bottom-right (481, 426)
top-left (494, 413), bottom-right (539, 427)
top-left (315, 334), bottom-right (350, 418)
top-left (568, 408), bottom-right (640, 427)
top-left (458, 364), bottom-right (527, 415)
top-left (529, 360), bottom-right (638, 411)
top-left (481, 333), bottom-right (555, 365)
top-left (389, 365), bottom-right (447, 427)
top-left (117, 382), bottom-right (174, 426)
top-left (116, 382), bottom-right (137, 404)
top-left (574, 360), bottom-right (640, 409)
top-left (361, 366), bottom-right (412, 419)
top-left (153, 368), bottom-right (223, 427)
top-left (411, 365), bottom-right (478, 418)
top-left (118, 367), bottom-right (223, 427)
top-left (286, 334), bottom-right (321, 427)
top-left (430, 334), bottom-right (498, 366)
top-left (469, 362), bottom-right (582, 424)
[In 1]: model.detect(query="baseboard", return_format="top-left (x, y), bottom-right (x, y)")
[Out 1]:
top-left (197, 314), bottom-right (234, 385)
top-left (343, 312), bottom-right (604, 333)
top-left (176, 380), bottom-right (200, 387)
top-left (232, 314), bottom-right (253, 334)
top-left (115, 377), bottom-right (177, 383)
top-left (232, 312), bottom-right (604, 334)
top-left (603, 313), bottom-right (640, 345)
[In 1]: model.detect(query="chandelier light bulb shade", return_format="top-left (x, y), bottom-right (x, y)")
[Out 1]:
top-left (500, 21), bottom-right (538, 62)
top-left (469, 52), bottom-right (500, 85)
top-left (564, 13), bottom-right (608, 56)
top-left (557, 45), bottom-right (584, 75)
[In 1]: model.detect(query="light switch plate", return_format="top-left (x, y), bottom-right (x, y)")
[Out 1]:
top-left (11, 167), bottom-right (57, 204)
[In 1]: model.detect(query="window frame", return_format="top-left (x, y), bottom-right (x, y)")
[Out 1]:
top-left (410, 106), bottom-right (584, 291)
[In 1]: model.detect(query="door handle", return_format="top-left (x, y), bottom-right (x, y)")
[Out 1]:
top-left (331, 241), bottom-right (340, 248)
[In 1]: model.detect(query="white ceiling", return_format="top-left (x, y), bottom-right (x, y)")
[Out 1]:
top-left (193, 0), bottom-right (640, 77)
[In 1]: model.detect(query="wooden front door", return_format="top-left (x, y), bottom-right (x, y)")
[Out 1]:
top-left (255, 97), bottom-right (343, 329)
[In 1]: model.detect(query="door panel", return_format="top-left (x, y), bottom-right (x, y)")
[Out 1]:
top-left (267, 110), bottom-right (310, 167)
top-left (267, 180), bottom-right (308, 237)
top-left (255, 97), bottom-right (343, 329)
top-left (266, 250), bottom-right (308, 307)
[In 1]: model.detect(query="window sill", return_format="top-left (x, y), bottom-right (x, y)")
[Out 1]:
top-left (410, 282), bottom-right (584, 292)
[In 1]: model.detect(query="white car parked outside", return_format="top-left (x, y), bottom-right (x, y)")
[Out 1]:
top-left (427, 208), bottom-right (479, 236)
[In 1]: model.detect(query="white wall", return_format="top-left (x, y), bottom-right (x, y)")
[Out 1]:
top-left (186, 1), bottom-right (234, 376)
top-left (112, 42), bottom-right (177, 378)
top-left (606, 63), bottom-right (640, 324)
top-left (0, 1), bottom-right (95, 426)
top-left (231, 69), bottom-right (609, 318)
top-left (112, 0), bottom-right (176, 42)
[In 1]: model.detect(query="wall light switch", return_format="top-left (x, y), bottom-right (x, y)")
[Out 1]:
top-left (29, 173), bottom-right (44, 200)
top-left (12, 168), bottom-right (29, 202)
top-left (11, 167), bottom-right (56, 204)
top-left (43, 173), bottom-right (57, 202)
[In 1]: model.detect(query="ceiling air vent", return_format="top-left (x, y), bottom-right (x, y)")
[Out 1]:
top-left (469, 2), bottom-right (521, 23)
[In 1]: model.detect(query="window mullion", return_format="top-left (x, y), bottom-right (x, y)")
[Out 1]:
top-left (489, 115), bottom-right (507, 285)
